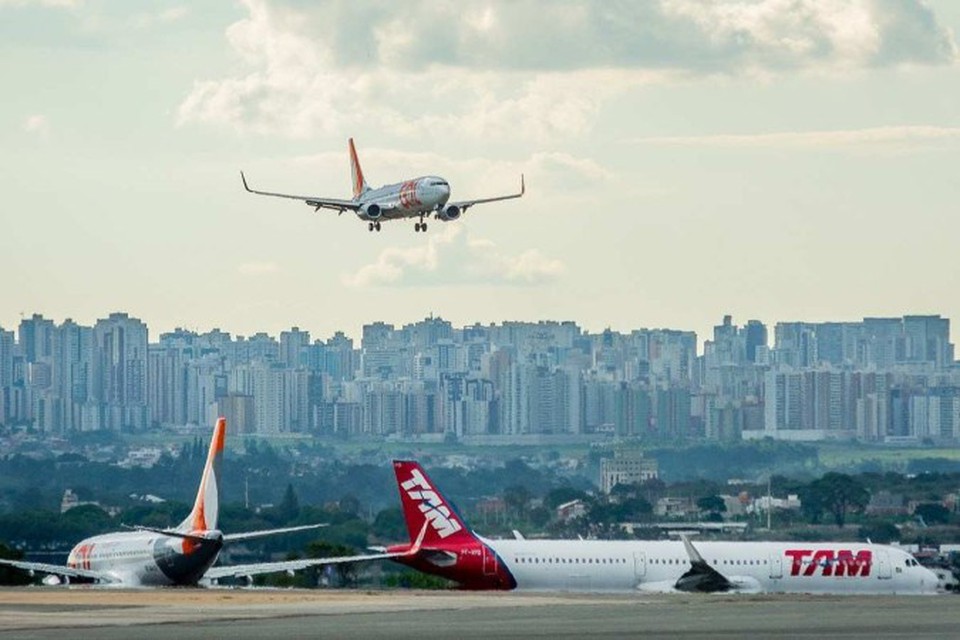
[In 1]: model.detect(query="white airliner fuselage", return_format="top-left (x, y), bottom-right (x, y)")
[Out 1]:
top-left (241, 138), bottom-right (523, 233)
top-left (478, 538), bottom-right (936, 594)
top-left (63, 529), bottom-right (222, 586)
top-left (387, 461), bottom-right (940, 595)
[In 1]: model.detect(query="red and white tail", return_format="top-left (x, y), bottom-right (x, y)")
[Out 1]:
top-left (393, 460), bottom-right (475, 547)
top-left (348, 137), bottom-right (369, 200)
top-left (177, 417), bottom-right (225, 533)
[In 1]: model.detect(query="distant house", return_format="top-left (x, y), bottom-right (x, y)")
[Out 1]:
top-left (655, 497), bottom-right (695, 518)
top-left (600, 451), bottom-right (659, 494)
top-left (556, 499), bottom-right (586, 522)
top-left (867, 491), bottom-right (908, 516)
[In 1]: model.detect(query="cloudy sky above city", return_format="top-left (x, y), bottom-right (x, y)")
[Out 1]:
top-left (2, 0), bottom-right (959, 343)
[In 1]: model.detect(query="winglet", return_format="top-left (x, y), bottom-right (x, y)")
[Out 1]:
top-left (240, 171), bottom-right (251, 192)
top-left (680, 533), bottom-right (705, 564)
top-left (409, 520), bottom-right (429, 555)
top-left (520, 174), bottom-right (525, 196)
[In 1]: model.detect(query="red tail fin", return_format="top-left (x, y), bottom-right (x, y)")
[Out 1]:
top-left (393, 460), bottom-right (475, 546)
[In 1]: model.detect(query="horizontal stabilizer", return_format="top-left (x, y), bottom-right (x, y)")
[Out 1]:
top-left (122, 523), bottom-right (214, 544)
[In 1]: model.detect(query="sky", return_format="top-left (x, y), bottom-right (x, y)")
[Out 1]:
top-left (2, 0), bottom-right (959, 346)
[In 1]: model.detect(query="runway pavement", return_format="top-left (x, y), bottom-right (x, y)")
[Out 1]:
top-left (1, 587), bottom-right (958, 639)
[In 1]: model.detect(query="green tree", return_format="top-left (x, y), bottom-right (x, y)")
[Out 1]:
top-left (544, 487), bottom-right (588, 510)
top-left (808, 473), bottom-right (869, 528)
top-left (0, 542), bottom-right (30, 586)
top-left (696, 495), bottom-right (726, 515)
top-left (277, 483), bottom-right (300, 523)
top-left (858, 521), bottom-right (900, 544)
top-left (503, 485), bottom-right (531, 520)
top-left (306, 541), bottom-right (361, 587)
top-left (372, 507), bottom-right (406, 542)
top-left (914, 503), bottom-right (951, 526)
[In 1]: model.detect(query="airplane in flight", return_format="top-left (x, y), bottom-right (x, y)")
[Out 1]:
top-left (241, 138), bottom-right (524, 233)
top-left (378, 460), bottom-right (939, 594)
top-left (0, 418), bottom-right (409, 586)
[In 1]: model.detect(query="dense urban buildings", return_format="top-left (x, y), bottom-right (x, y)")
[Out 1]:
top-left (0, 312), bottom-right (957, 443)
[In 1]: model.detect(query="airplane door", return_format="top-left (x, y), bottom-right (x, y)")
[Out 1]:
top-left (482, 545), bottom-right (497, 576)
top-left (633, 552), bottom-right (646, 580)
top-left (769, 553), bottom-right (783, 579)
top-left (877, 551), bottom-right (892, 579)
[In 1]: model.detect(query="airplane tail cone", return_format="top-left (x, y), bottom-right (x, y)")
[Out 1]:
top-left (178, 417), bottom-right (225, 533)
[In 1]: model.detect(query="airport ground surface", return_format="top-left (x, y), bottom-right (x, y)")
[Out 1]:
top-left (0, 587), bottom-right (958, 639)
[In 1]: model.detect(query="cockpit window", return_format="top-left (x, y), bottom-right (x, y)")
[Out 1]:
top-left (432, 180), bottom-right (448, 186)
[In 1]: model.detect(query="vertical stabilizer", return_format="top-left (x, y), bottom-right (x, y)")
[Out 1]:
top-left (392, 460), bottom-right (476, 546)
top-left (348, 137), bottom-right (369, 200)
top-left (178, 417), bottom-right (225, 533)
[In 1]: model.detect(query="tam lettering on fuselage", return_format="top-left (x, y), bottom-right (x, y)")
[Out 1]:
top-left (400, 468), bottom-right (462, 539)
top-left (786, 549), bottom-right (872, 577)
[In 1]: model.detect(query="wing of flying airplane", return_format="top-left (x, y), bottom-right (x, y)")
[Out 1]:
top-left (0, 558), bottom-right (118, 584)
top-left (447, 174), bottom-right (525, 213)
top-left (240, 172), bottom-right (361, 213)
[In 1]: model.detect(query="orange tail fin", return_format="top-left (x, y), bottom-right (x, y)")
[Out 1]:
top-left (178, 417), bottom-right (225, 533)
top-left (348, 137), bottom-right (369, 200)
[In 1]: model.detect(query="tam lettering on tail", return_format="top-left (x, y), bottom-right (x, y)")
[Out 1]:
top-left (178, 417), bottom-right (225, 534)
top-left (348, 138), bottom-right (370, 200)
top-left (393, 460), bottom-right (475, 546)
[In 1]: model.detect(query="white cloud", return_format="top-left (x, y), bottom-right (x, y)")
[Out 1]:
top-left (0, 0), bottom-right (81, 7)
top-left (177, 0), bottom-right (957, 142)
top-left (342, 226), bottom-right (564, 288)
top-left (22, 114), bottom-right (50, 138)
top-left (634, 125), bottom-right (960, 149)
top-left (237, 261), bottom-right (280, 275)
top-left (131, 6), bottom-right (189, 29)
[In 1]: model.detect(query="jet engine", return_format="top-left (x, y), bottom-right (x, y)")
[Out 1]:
top-left (437, 205), bottom-right (461, 222)
top-left (361, 203), bottom-right (382, 220)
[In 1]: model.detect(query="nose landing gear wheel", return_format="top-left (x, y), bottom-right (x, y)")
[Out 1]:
top-left (415, 222), bottom-right (421, 232)
top-left (422, 222), bottom-right (427, 231)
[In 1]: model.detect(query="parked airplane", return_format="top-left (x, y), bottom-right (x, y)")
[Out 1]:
top-left (0, 418), bottom-right (407, 586)
top-left (379, 460), bottom-right (939, 594)
top-left (241, 138), bottom-right (524, 232)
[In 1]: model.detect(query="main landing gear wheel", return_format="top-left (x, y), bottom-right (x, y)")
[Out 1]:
top-left (370, 222), bottom-right (381, 232)
top-left (376, 221), bottom-right (382, 231)
top-left (368, 222), bottom-right (374, 232)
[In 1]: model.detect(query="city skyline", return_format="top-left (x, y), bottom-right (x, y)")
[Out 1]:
top-left (2, 309), bottom-right (956, 442)
top-left (3, 2), bottom-right (960, 348)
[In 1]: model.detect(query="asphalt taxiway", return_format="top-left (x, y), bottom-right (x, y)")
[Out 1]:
top-left (1, 587), bottom-right (957, 639)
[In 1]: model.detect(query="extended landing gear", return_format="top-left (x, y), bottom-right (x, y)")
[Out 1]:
top-left (415, 219), bottom-right (428, 232)
top-left (368, 222), bottom-right (382, 232)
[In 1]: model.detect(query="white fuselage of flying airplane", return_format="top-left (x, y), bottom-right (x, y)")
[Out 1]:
top-left (354, 176), bottom-right (451, 221)
top-left (477, 538), bottom-right (937, 594)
